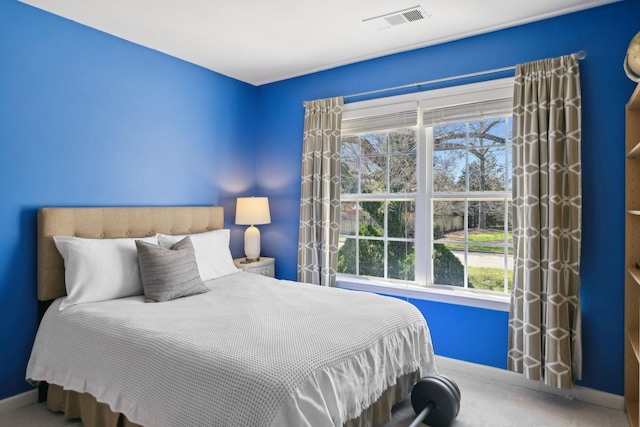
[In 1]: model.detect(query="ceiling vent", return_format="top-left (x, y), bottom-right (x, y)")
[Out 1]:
top-left (363, 6), bottom-right (428, 30)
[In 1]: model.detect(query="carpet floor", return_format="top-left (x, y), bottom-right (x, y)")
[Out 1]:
top-left (0, 365), bottom-right (629, 427)
top-left (382, 368), bottom-right (628, 427)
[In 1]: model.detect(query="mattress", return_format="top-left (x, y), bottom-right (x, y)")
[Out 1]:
top-left (27, 271), bottom-right (436, 426)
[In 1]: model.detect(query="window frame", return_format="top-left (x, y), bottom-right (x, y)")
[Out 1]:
top-left (340, 128), bottom-right (419, 282)
top-left (337, 78), bottom-right (514, 300)
top-left (428, 115), bottom-right (513, 293)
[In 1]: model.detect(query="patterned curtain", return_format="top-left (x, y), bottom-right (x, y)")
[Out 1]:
top-left (507, 54), bottom-right (582, 388)
top-left (297, 97), bottom-right (344, 286)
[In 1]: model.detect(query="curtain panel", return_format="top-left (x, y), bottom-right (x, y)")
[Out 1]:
top-left (507, 54), bottom-right (582, 388)
top-left (297, 97), bottom-right (344, 286)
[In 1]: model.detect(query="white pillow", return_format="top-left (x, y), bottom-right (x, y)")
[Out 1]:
top-left (157, 229), bottom-right (238, 281)
top-left (53, 235), bottom-right (157, 310)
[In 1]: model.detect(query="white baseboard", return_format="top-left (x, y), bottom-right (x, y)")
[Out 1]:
top-left (0, 389), bottom-right (38, 415)
top-left (435, 355), bottom-right (625, 411)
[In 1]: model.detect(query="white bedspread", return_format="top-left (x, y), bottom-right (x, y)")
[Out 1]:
top-left (27, 272), bottom-right (436, 427)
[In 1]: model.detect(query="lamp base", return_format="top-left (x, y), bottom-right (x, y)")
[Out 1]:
top-left (240, 257), bottom-right (260, 264)
top-left (244, 225), bottom-right (261, 261)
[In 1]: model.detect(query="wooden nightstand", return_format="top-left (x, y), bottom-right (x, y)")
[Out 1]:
top-left (234, 257), bottom-right (275, 278)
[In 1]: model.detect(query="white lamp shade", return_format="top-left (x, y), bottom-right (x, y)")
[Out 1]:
top-left (235, 197), bottom-right (271, 225)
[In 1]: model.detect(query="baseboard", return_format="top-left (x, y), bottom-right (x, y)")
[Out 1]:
top-left (0, 389), bottom-right (38, 415)
top-left (435, 355), bottom-right (625, 411)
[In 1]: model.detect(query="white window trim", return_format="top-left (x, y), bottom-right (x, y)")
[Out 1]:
top-left (340, 77), bottom-right (515, 306)
top-left (336, 274), bottom-right (510, 312)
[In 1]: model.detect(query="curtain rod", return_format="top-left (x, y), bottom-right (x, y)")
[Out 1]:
top-left (343, 50), bottom-right (586, 100)
top-left (303, 50), bottom-right (586, 105)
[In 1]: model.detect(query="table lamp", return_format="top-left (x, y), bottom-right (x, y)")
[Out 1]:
top-left (235, 197), bottom-right (271, 262)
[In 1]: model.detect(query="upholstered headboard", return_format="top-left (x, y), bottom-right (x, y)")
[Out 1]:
top-left (37, 206), bottom-right (224, 301)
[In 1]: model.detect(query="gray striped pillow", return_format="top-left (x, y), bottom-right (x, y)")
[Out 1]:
top-left (135, 236), bottom-right (209, 303)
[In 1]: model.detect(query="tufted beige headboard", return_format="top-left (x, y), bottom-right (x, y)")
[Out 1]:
top-left (37, 206), bottom-right (224, 301)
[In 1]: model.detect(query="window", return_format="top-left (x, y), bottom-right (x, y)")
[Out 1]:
top-left (340, 129), bottom-right (417, 281)
top-left (338, 79), bottom-right (514, 294)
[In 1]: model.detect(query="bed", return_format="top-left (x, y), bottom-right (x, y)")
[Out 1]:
top-left (26, 206), bottom-right (436, 427)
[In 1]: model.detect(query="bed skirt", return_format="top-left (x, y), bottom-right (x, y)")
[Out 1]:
top-left (46, 370), bottom-right (419, 427)
top-left (47, 384), bottom-right (141, 427)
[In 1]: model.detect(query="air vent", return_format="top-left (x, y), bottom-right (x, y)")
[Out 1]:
top-left (363, 6), bottom-right (428, 30)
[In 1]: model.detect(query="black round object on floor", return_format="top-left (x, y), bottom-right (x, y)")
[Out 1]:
top-left (409, 374), bottom-right (461, 427)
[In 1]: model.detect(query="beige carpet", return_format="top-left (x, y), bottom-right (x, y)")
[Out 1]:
top-left (382, 368), bottom-right (628, 427)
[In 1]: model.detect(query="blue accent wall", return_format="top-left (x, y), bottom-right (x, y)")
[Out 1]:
top-left (0, 1), bottom-right (257, 399)
top-left (256, 0), bottom-right (640, 396)
top-left (1, 0), bottom-right (638, 402)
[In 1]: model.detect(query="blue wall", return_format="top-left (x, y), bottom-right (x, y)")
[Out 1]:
top-left (0, 1), bottom-right (257, 399)
top-left (1, 0), bottom-right (638, 402)
top-left (257, 0), bottom-right (640, 395)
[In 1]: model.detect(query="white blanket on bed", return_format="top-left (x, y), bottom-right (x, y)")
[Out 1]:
top-left (27, 272), bottom-right (436, 427)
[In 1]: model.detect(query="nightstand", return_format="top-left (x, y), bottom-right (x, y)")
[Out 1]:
top-left (234, 257), bottom-right (275, 278)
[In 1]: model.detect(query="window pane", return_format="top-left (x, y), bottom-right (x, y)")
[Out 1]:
top-left (434, 123), bottom-right (466, 149)
top-left (433, 201), bottom-right (464, 241)
top-left (341, 156), bottom-right (359, 194)
top-left (387, 200), bottom-right (415, 238)
top-left (340, 202), bottom-right (357, 236)
top-left (468, 266), bottom-right (507, 292)
top-left (361, 133), bottom-right (386, 155)
top-left (468, 118), bottom-right (508, 148)
top-left (467, 147), bottom-right (505, 191)
top-left (507, 200), bottom-right (513, 245)
top-left (359, 201), bottom-right (383, 237)
top-left (341, 135), bottom-right (361, 157)
top-left (337, 237), bottom-right (356, 275)
top-left (359, 239), bottom-right (384, 277)
top-left (467, 200), bottom-right (507, 241)
top-left (361, 155), bottom-right (386, 193)
top-left (488, 117), bottom-right (511, 148)
top-left (433, 150), bottom-right (465, 192)
top-left (506, 143), bottom-right (513, 192)
top-left (433, 243), bottom-right (464, 286)
top-left (389, 129), bottom-right (416, 153)
top-left (388, 241), bottom-right (415, 281)
top-left (389, 154), bottom-right (416, 193)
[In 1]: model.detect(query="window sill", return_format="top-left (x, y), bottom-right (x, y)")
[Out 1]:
top-left (336, 275), bottom-right (510, 312)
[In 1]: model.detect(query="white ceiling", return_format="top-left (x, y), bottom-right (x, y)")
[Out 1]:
top-left (19, 0), bottom-right (618, 86)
